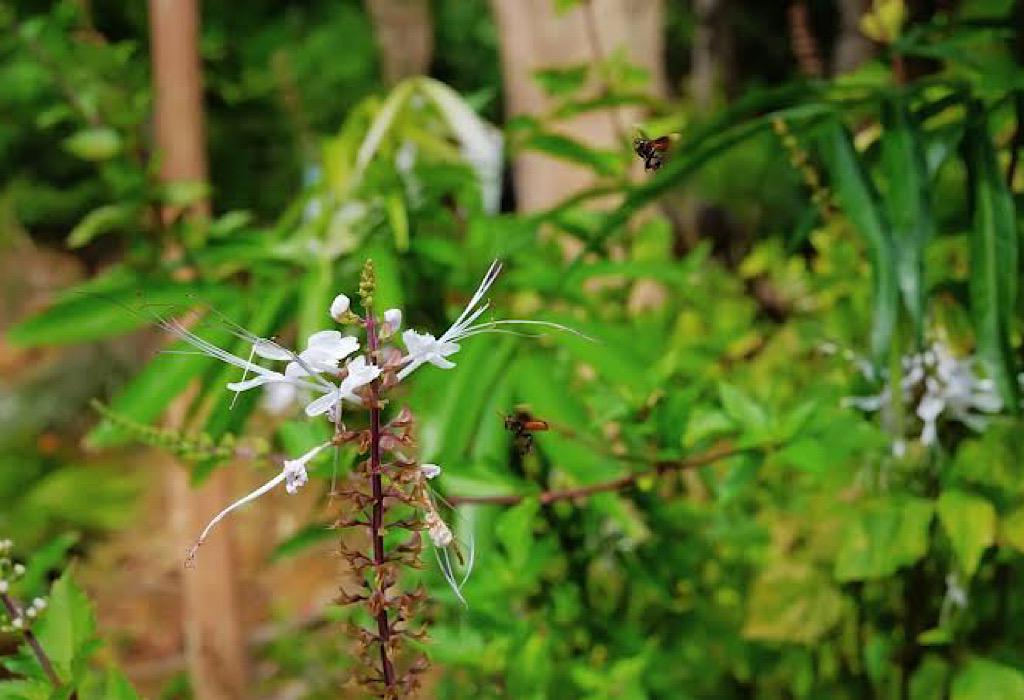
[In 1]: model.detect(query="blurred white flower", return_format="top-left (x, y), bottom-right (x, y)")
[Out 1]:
top-left (843, 339), bottom-right (1003, 449)
top-left (421, 463), bottom-right (441, 479)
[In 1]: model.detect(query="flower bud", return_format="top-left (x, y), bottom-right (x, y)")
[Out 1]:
top-left (330, 294), bottom-right (351, 322)
top-left (382, 308), bottom-right (402, 337)
top-left (421, 464), bottom-right (441, 479)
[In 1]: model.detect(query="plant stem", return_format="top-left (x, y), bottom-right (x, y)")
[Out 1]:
top-left (365, 310), bottom-right (395, 689)
top-left (1, 592), bottom-right (63, 689)
top-left (447, 443), bottom-right (748, 506)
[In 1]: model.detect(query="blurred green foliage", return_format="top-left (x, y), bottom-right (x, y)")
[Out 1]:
top-left (3, 0), bottom-right (1024, 698)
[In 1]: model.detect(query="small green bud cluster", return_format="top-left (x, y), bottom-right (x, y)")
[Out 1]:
top-left (90, 401), bottom-right (269, 462)
top-left (0, 539), bottom-right (47, 634)
top-left (358, 259), bottom-right (376, 310)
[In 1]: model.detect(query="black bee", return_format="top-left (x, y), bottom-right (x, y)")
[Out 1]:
top-left (633, 131), bottom-right (679, 171)
top-left (503, 409), bottom-right (550, 456)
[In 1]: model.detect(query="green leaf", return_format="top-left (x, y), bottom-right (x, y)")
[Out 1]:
top-left (6, 278), bottom-right (227, 348)
top-left (20, 534), bottom-right (79, 596)
top-left (87, 299), bottom-right (243, 447)
top-left (268, 523), bottom-right (336, 563)
top-left (743, 563), bottom-right (842, 644)
top-left (532, 64), bottom-right (589, 97)
top-left (62, 127), bottom-right (121, 161)
top-left (835, 496), bottom-right (934, 581)
top-left (822, 119), bottom-right (899, 364)
top-left (386, 193), bottom-right (410, 252)
top-left (952, 658), bottom-right (1024, 700)
top-left (66, 204), bottom-right (137, 249)
top-left (881, 97), bottom-right (933, 342)
top-left (718, 382), bottom-right (768, 434)
top-left (999, 506), bottom-right (1024, 553)
top-left (494, 498), bottom-right (540, 570)
top-left (911, 655), bottom-right (950, 700)
top-left (937, 489), bottom-right (995, 577)
top-left (160, 180), bottom-right (210, 207)
top-left (33, 571), bottom-right (97, 681)
top-left (26, 467), bottom-right (139, 531)
top-left (964, 103), bottom-right (1020, 412)
top-left (0, 679), bottom-right (52, 700)
top-left (522, 132), bottom-right (621, 177)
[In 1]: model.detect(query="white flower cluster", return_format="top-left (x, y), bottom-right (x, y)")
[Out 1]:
top-left (841, 339), bottom-right (1004, 450)
top-left (0, 539), bottom-right (47, 633)
top-left (172, 261), bottom-right (573, 563)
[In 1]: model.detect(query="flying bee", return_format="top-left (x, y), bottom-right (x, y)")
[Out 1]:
top-left (503, 408), bottom-right (550, 456)
top-left (633, 130), bottom-right (680, 172)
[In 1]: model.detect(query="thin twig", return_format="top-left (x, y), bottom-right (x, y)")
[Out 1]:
top-left (447, 443), bottom-right (748, 506)
top-left (1, 593), bottom-right (63, 690)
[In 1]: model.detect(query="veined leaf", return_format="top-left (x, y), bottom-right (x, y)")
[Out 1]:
top-left (964, 103), bottom-right (1019, 412)
top-left (32, 572), bottom-right (96, 681)
top-left (835, 496), bottom-right (933, 581)
top-left (937, 489), bottom-right (995, 578)
top-left (822, 119), bottom-right (899, 364)
top-left (881, 96), bottom-right (933, 342)
top-left (952, 658), bottom-right (1024, 700)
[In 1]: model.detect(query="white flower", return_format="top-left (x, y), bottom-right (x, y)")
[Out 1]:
top-left (31, 598), bottom-right (45, 611)
top-left (11, 618), bottom-right (22, 630)
top-left (0, 581), bottom-right (8, 594)
top-left (382, 308), bottom-right (402, 337)
top-left (396, 261), bottom-right (583, 380)
top-left (188, 441), bottom-right (332, 564)
top-left (843, 338), bottom-right (1003, 448)
top-left (421, 463), bottom-right (441, 479)
top-left (12, 564), bottom-right (24, 577)
top-left (304, 355), bottom-right (382, 418)
top-left (330, 294), bottom-right (351, 321)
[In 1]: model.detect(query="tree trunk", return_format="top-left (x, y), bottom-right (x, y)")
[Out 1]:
top-left (834, 0), bottom-right (875, 74)
top-left (364, 0), bottom-right (434, 84)
top-left (490, 0), bottom-right (666, 212)
top-left (690, 0), bottom-right (728, 108)
top-left (148, 1), bottom-right (248, 697)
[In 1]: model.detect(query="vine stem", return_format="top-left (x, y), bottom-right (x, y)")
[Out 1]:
top-left (447, 443), bottom-right (748, 506)
top-left (365, 309), bottom-right (395, 689)
top-left (1, 592), bottom-right (63, 690)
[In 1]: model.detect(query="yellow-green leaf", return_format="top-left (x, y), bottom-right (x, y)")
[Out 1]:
top-left (937, 489), bottom-right (995, 578)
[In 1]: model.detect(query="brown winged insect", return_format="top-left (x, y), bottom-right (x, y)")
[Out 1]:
top-left (633, 129), bottom-right (680, 172)
top-left (503, 408), bottom-right (550, 456)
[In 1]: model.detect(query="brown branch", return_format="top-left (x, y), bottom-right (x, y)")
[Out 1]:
top-left (1, 593), bottom-right (63, 690)
top-left (447, 443), bottom-right (748, 506)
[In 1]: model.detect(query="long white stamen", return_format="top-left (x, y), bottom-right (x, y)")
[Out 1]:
top-left (232, 343), bottom-right (258, 409)
top-left (186, 471), bottom-right (286, 567)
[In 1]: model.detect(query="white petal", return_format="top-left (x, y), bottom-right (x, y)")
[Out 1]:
top-left (305, 389), bottom-right (341, 417)
top-left (427, 355), bottom-right (457, 370)
top-left (227, 373), bottom-right (283, 392)
top-left (307, 330), bottom-right (343, 348)
top-left (421, 463), bottom-right (441, 479)
top-left (402, 329), bottom-right (436, 355)
top-left (330, 294), bottom-right (351, 321)
top-left (253, 340), bottom-right (294, 361)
